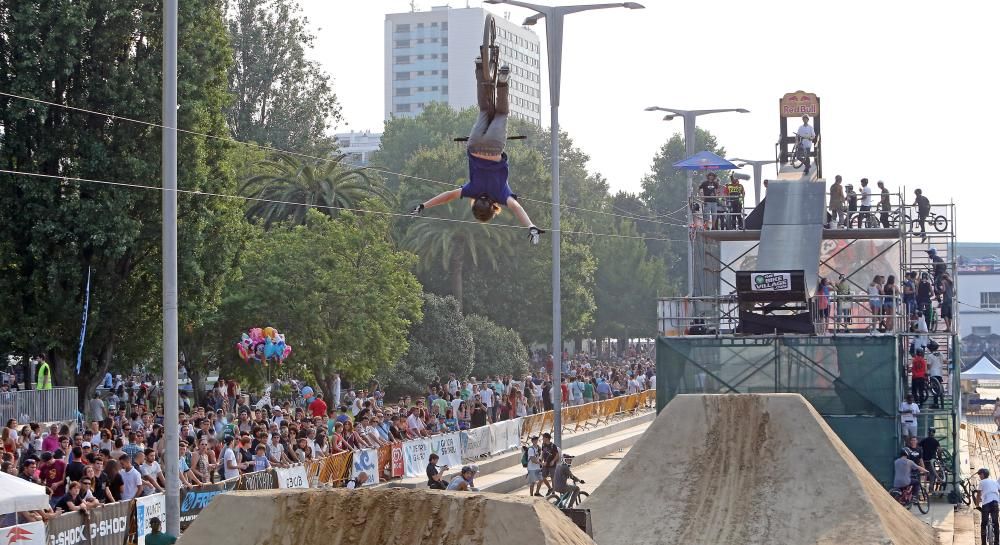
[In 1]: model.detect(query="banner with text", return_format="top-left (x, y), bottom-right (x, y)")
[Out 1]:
top-left (350, 448), bottom-right (380, 486)
top-left (402, 438), bottom-right (432, 478)
top-left (46, 499), bottom-right (133, 545)
top-left (180, 478), bottom-right (239, 529)
top-left (275, 465), bottom-right (309, 489)
top-left (489, 418), bottom-right (523, 454)
top-left (429, 432), bottom-right (463, 468)
top-left (460, 426), bottom-right (492, 460)
top-left (237, 469), bottom-right (278, 490)
top-left (135, 493), bottom-right (165, 545)
top-left (0, 522), bottom-right (45, 545)
top-left (391, 443), bottom-right (405, 478)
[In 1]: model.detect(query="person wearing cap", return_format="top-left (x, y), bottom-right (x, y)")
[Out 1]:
top-left (795, 115), bottom-right (817, 175)
top-left (723, 174), bottom-right (744, 230)
top-left (698, 172), bottom-right (721, 230)
top-left (446, 466), bottom-right (476, 491)
top-left (526, 435), bottom-right (543, 497)
top-left (926, 248), bottom-right (947, 292)
top-left (539, 432), bottom-right (559, 495)
top-left (918, 429), bottom-right (941, 494)
top-left (145, 517), bottom-right (177, 545)
top-left (892, 449), bottom-right (927, 502)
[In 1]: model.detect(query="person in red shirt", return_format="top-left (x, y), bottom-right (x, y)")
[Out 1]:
top-left (911, 350), bottom-right (928, 406)
top-left (309, 393), bottom-right (328, 419)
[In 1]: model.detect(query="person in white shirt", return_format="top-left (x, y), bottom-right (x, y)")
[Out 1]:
top-left (526, 436), bottom-right (543, 496)
top-left (859, 178), bottom-right (873, 227)
top-left (976, 468), bottom-right (1000, 545)
top-left (119, 455), bottom-right (144, 500)
top-left (221, 436), bottom-right (244, 480)
top-left (138, 449), bottom-right (164, 496)
top-left (898, 394), bottom-right (919, 439)
top-left (795, 115), bottom-right (817, 175)
top-left (927, 348), bottom-right (945, 409)
top-left (648, 374), bottom-right (656, 391)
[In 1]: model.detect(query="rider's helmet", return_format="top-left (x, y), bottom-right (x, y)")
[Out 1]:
top-left (562, 453), bottom-right (575, 465)
top-left (979, 468), bottom-right (991, 478)
top-left (801, 114), bottom-right (809, 122)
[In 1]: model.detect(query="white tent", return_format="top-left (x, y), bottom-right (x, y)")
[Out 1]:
top-left (0, 471), bottom-right (49, 515)
top-left (962, 352), bottom-right (1000, 381)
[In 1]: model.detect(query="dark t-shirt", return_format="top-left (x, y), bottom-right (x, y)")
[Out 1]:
top-left (471, 407), bottom-right (488, 428)
top-left (540, 443), bottom-right (559, 468)
top-left (462, 151), bottom-right (512, 204)
top-left (915, 195), bottom-right (931, 215)
top-left (66, 461), bottom-right (85, 483)
top-left (108, 473), bottom-right (124, 502)
top-left (919, 437), bottom-right (940, 462)
top-left (699, 180), bottom-right (720, 203)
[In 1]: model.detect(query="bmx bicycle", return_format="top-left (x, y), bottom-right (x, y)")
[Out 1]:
top-left (789, 134), bottom-right (817, 170)
top-left (890, 479), bottom-right (930, 514)
top-left (546, 479), bottom-right (589, 509)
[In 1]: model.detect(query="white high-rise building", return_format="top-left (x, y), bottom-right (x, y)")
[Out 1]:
top-left (335, 131), bottom-right (382, 167)
top-left (385, 6), bottom-right (542, 125)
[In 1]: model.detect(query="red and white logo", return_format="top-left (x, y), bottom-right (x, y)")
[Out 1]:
top-left (4, 523), bottom-right (44, 545)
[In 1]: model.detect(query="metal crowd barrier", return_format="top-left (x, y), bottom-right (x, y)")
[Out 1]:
top-left (0, 387), bottom-right (78, 424)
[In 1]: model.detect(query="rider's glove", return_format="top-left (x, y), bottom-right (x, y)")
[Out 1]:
top-left (528, 226), bottom-right (545, 245)
top-left (410, 203), bottom-right (425, 216)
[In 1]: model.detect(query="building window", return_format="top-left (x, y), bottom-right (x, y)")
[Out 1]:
top-left (417, 87), bottom-right (424, 92)
top-left (431, 70), bottom-right (438, 75)
top-left (417, 23), bottom-right (424, 28)
top-left (417, 103), bottom-right (424, 108)
top-left (417, 38), bottom-right (424, 44)
top-left (982, 292), bottom-right (1000, 309)
top-left (442, 86), bottom-right (448, 94)
top-left (417, 55), bottom-right (424, 59)
top-left (396, 87), bottom-right (410, 96)
top-left (442, 54), bottom-right (448, 61)
top-left (973, 326), bottom-right (993, 336)
top-left (395, 39), bottom-right (410, 48)
top-left (396, 56), bottom-right (410, 64)
top-left (396, 103), bottom-right (411, 112)
top-left (417, 71), bottom-right (424, 75)
top-left (395, 72), bottom-right (410, 81)
top-left (442, 22), bottom-right (448, 30)
top-left (431, 54), bottom-right (438, 59)
top-left (442, 38), bottom-right (448, 45)
top-left (431, 38), bottom-right (438, 42)
top-left (396, 24), bottom-right (410, 32)
top-left (431, 22), bottom-right (438, 27)
top-left (431, 86), bottom-right (438, 91)
top-left (442, 70), bottom-right (448, 77)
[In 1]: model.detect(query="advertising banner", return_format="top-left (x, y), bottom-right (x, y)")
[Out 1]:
top-left (275, 465), bottom-right (309, 489)
top-left (402, 438), bottom-right (432, 478)
top-left (391, 443), bottom-right (405, 478)
top-left (237, 469), bottom-right (278, 491)
top-left (350, 448), bottom-right (380, 486)
top-left (489, 418), bottom-right (523, 454)
top-left (179, 478), bottom-right (239, 529)
top-left (429, 432), bottom-right (462, 468)
top-left (460, 426), bottom-right (492, 460)
top-left (750, 272), bottom-right (792, 292)
top-left (46, 500), bottom-right (133, 545)
top-left (0, 522), bottom-right (45, 545)
top-left (135, 493), bottom-right (165, 545)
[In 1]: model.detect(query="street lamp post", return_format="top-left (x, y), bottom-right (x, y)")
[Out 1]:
top-left (486, 0), bottom-right (643, 448)
top-left (643, 107), bottom-right (749, 296)
top-left (730, 158), bottom-right (777, 206)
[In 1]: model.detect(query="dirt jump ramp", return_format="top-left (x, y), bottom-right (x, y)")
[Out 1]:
top-left (178, 487), bottom-right (596, 545)
top-left (585, 394), bottom-right (935, 545)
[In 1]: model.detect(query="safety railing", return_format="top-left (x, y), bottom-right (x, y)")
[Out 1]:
top-left (0, 387), bottom-right (78, 424)
top-left (809, 293), bottom-right (905, 334)
top-left (657, 295), bottom-right (740, 336)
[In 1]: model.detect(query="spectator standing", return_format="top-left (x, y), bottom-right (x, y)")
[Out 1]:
top-left (927, 346), bottom-right (945, 409)
top-left (539, 432), bottom-right (559, 495)
top-left (939, 273), bottom-right (954, 333)
top-left (526, 435), bottom-right (543, 496)
top-left (859, 178), bottom-right (873, 227)
top-left (724, 175), bottom-right (744, 230)
top-left (877, 180), bottom-right (892, 228)
top-left (899, 394), bottom-right (920, 439)
top-left (901, 271), bottom-right (917, 318)
top-left (911, 349), bottom-right (929, 406)
top-left (868, 276), bottom-right (884, 331)
top-left (913, 189), bottom-right (931, 241)
top-left (919, 429), bottom-right (941, 494)
top-left (309, 393), bottom-right (327, 419)
top-left (883, 275), bottom-right (898, 332)
top-left (845, 184), bottom-right (858, 228)
top-left (815, 277), bottom-right (831, 335)
top-left (699, 173), bottom-right (721, 229)
top-left (119, 454), bottom-right (143, 500)
top-left (833, 275), bottom-right (852, 332)
top-left (829, 175), bottom-right (845, 227)
top-left (795, 115), bottom-right (817, 175)
top-left (145, 517), bottom-right (177, 545)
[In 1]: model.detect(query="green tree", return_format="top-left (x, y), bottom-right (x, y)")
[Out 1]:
top-left (225, 0), bottom-right (341, 152)
top-left (219, 209), bottom-right (422, 400)
top-left (591, 220), bottom-right (667, 344)
top-left (381, 294), bottom-right (474, 397)
top-left (242, 154), bottom-right (392, 228)
top-left (640, 128), bottom-right (726, 282)
top-left (0, 0), bottom-right (247, 403)
top-left (465, 314), bottom-right (529, 379)
top-left (371, 103), bottom-right (473, 192)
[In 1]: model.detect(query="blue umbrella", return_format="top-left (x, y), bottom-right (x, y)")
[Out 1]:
top-left (673, 150), bottom-right (738, 171)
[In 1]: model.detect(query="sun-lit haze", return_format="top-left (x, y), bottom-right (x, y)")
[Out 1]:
top-left (305, 0), bottom-right (997, 241)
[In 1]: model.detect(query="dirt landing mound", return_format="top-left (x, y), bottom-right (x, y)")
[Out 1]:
top-left (585, 394), bottom-right (935, 545)
top-left (178, 488), bottom-right (595, 545)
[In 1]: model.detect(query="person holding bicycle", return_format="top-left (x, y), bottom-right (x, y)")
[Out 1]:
top-left (914, 189), bottom-right (931, 241)
top-left (927, 343), bottom-right (945, 409)
top-left (877, 180), bottom-right (892, 228)
top-left (859, 178), bottom-right (873, 228)
top-left (795, 115), bottom-right (817, 175)
top-left (976, 468), bottom-right (1000, 545)
top-left (918, 429), bottom-right (941, 495)
top-left (893, 449), bottom-right (928, 503)
top-left (552, 453), bottom-right (584, 506)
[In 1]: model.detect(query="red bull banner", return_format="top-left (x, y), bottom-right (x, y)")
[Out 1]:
top-left (391, 443), bottom-right (405, 478)
top-left (780, 91), bottom-right (819, 117)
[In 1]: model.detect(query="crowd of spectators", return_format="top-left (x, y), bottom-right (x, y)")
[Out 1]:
top-left (0, 347), bottom-right (655, 524)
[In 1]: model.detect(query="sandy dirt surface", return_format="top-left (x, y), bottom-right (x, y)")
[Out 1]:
top-left (585, 393), bottom-right (936, 545)
top-left (178, 487), bottom-right (596, 545)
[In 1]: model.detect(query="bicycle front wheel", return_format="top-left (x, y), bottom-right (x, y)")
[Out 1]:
top-left (571, 491), bottom-right (589, 508)
top-left (915, 483), bottom-right (930, 514)
top-left (933, 214), bottom-right (949, 232)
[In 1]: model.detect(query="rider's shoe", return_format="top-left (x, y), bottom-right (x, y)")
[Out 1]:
top-left (498, 65), bottom-right (511, 85)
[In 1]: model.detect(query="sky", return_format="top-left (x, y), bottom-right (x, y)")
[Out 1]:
top-left (303, 0), bottom-right (997, 242)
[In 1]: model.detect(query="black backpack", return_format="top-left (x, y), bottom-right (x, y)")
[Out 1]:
top-left (521, 446), bottom-right (529, 468)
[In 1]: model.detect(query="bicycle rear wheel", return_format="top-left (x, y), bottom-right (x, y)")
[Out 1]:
top-left (915, 483), bottom-right (930, 514)
top-left (482, 15), bottom-right (498, 84)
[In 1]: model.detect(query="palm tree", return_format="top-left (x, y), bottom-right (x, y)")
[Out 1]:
top-left (241, 154), bottom-right (393, 227)
top-left (402, 218), bottom-right (513, 310)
